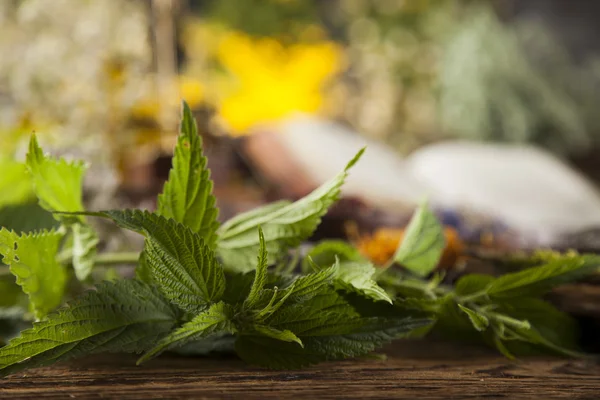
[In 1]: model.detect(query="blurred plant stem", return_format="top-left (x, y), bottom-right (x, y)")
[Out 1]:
top-left (152, 0), bottom-right (180, 132)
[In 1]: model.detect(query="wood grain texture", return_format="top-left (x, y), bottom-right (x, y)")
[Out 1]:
top-left (1, 340), bottom-right (599, 399)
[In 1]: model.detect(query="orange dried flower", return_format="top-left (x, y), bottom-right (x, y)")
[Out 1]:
top-left (355, 226), bottom-right (464, 269)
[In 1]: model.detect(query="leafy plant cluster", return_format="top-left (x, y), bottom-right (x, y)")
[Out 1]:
top-left (0, 102), bottom-right (598, 377)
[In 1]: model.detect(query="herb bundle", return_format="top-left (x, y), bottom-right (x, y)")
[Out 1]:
top-left (0, 102), bottom-right (598, 377)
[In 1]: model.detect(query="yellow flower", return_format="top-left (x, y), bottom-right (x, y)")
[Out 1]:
top-left (216, 32), bottom-right (344, 134)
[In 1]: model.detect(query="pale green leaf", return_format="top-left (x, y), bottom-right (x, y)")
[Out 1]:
top-left (86, 210), bottom-right (225, 314)
top-left (0, 280), bottom-right (179, 377)
top-left (335, 262), bottom-right (392, 304)
top-left (0, 229), bottom-right (66, 319)
top-left (487, 255), bottom-right (600, 299)
top-left (217, 149), bottom-right (365, 272)
top-left (25, 135), bottom-right (86, 222)
top-left (303, 242), bottom-right (391, 303)
top-left (393, 203), bottom-right (446, 277)
top-left (251, 325), bottom-right (303, 347)
top-left (71, 223), bottom-right (99, 281)
top-left (0, 158), bottom-right (34, 209)
top-left (157, 102), bottom-right (219, 247)
top-left (458, 304), bottom-right (489, 332)
top-left (219, 201), bottom-right (291, 233)
top-left (244, 227), bottom-right (268, 310)
top-left (301, 240), bottom-right (365, 272)
top-left (138, 301), bottom-right (235, 363)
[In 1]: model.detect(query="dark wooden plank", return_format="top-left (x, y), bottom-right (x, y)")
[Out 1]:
top-left (1, 340), bottom-right (599, 399)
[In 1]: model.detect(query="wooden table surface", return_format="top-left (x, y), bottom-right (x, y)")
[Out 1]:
top-left (1, 340), bottom-right (599, 399)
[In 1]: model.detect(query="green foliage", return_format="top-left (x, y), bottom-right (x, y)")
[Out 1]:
top-left (26, 134), bottom-right (86, 221)
top-left (89, 210), bottom-right (226, 314)
top-left (0, 158), bottom-right (34, 209)
top-left (25, 134), bottom-right (98, 281)
top-left (0, 280), bottom-right (179, 377)
top-left (393, 203), bottom-right (446, 277)
top-left (138, 301), bottom-right (236, 363)
top-left (70, 223), bottom-right (99, 281)
top-left (304, 242), bottom-right (391, 303)
top-left (0, 229), bottom-right (66, 319)
top-left (157, 102), bottom-right (219, 247)
top-left (0, 101), bottom-right (597, 378)
top-left (0, 203), bottom-right (58, 233)
top-left (216, 148), bottom-right (364, 272)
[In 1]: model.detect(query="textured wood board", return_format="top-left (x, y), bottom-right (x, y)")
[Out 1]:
top-left (1, 340), bottom-right (599, 399)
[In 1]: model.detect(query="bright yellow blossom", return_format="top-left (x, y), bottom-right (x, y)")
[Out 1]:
top-left (216, 32), bottom-right (344, 134)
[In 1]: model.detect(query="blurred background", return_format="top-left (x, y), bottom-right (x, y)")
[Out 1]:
top-left (4, 0), bottom-right (600, 254)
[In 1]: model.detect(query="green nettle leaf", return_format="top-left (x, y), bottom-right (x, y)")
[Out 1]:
top-left (496, 298), bottom-right (582, 357)
top-left (335, 262), bottom-right (392, 304)
top-left (458, 304), bottom-right (489, 332)
top-left (0, 229), bottom-right (66, 319)
top-left (71, 223), bottom-right (99, 281)
top-left (138, 301), bottom-right (235, 363)
top-left (235, 317), bottom-right (428, 369)
top-left (25, 135), bottom-right (86, 222)
top-left (282, 262), bottom-right (339, 303)
top-left (303, 241), bottom-right (391, 303)
top-left (486, 255), bottom-right (600, 299)
top-left (217, 149), bottom-right (365, 272)
top-left (454, 274), bottom-right (495, 296)
top-left (393, 203), bottom-right (446, 277)
top-left (157, 102), bottom-right (219, 247)
top-left (244, 227), bottom-right (268, 310)
top-left (251, 325), bottom-right (303, 347)
top-left (0, 280), bottom-right (179, 377)
top-left (86, 210), bottom-right (226, 314)
top-left (301, 240), bottom-right (366, 272)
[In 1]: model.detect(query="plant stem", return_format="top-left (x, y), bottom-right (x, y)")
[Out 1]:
top-left (94, 252), bottom-right (140, 265)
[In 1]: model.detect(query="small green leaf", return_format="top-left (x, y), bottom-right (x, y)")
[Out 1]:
top-left (393, 203), bottom-right (446, 277)
top-left (138, 301), bottom-right (235, 364)
top-left (487, 255), bottom-right (600, 299)
top-left (71, 223), bottom-right (99, 281)
top-left (283, 261), bottom-right (339, 303)
top-left (454, 274), bottom-right (495, 296)
top-left (336, 262), bottom-right (392, 303)
top-left (0, 229), bottom-right (66, 319)
top-left (217, 149), bottom-right (365, 272)
top-left (302, 240), bottom-right (365, 272)
top-left (0, 280), bottom-right (179, 377)
top-left (26, 135), bottom-right (86, 222)
top-left (157, 102), bottom-right (219, 247)
top-left (458, 304), bottom-right (489, 332)
top-left (251, 325), bottom-right (303, 347)
top-left (88, 210), bottom-right (226, 314)
top-left (244, 227), bottom-right (268, 310)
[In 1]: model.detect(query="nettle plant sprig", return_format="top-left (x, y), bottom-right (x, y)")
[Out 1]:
top-left (0, 102), bottom-right (598, 377)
